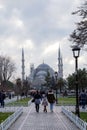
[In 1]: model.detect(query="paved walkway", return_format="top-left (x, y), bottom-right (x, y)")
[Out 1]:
top-left (7, 103), bottom-right (80, 130)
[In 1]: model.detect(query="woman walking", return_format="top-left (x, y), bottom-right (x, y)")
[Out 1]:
top-left (34, 90), bottom-right (41, 112)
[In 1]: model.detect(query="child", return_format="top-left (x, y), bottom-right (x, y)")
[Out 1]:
top-left (42, 95), bottom-right (48, 112)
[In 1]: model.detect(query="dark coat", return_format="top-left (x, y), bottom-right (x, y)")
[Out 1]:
top-left (47, 92), bottom-right (55, 103)
top-left (79, 92), bottom-right (86, 105)
top-left (34, 93), bottom-right (41, 99)
top-left (34, 93), bottom-right (41, 104)
top-left (0, 92), bottom-right (1, 102)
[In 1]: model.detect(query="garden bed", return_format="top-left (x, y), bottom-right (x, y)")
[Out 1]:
top-left (0, 112), bottom-right (13, 123)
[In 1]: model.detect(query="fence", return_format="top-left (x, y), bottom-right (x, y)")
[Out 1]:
top-left (62, 106), bottom-right (87, 130)
top-left (0, 107), bottom-right (23, 130)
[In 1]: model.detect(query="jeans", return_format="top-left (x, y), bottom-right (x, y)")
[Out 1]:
top-left (35, 104), bottom-right (39, 112)
top-left (50, 103), bottom-right (54, 111)
top-left (1, 100), bottom-right (4, 108)
top-left (82, 101), bottom-right (86, 109)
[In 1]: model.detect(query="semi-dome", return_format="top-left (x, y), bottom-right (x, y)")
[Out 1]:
top-left (36, 71), bottom-right (47, 77)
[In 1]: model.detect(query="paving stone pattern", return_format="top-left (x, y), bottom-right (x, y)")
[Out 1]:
top-left (8, 104), bottom-right (80, 130)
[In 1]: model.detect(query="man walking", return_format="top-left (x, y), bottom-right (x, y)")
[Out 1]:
top-left (47, 90), bottom-right (55, 112)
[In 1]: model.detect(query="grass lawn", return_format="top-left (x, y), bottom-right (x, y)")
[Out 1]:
top-left (80, 112), bottom-right (87, 122)
top-left (6, 97), bottom-right (31, 107)
top-left (73, 112), bottom-right (87, 122)
top-left (58, 97), bottom-right (76, 105)
top-left (0, 112), bottom-right (13, 123)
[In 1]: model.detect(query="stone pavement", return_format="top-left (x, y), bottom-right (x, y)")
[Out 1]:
top-left (8, 103), bottom-right (80, 130)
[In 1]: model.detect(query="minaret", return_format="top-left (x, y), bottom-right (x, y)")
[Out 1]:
top-left (58, 46), bottom-right (63, 78)
top-left (22, 48), bottom-right (25, 82)
top-left (30, 63), bottom-right (34, 74)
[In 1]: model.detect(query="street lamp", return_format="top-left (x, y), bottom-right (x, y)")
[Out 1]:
top-left (55, 71), bottom-right (58, 104)
top-left (72, 45), bottom-right (80, 117)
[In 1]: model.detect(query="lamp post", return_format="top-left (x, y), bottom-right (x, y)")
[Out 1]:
top-left (55, 71), bottom-right (58, 104)
top-left (72, 45), bottom-right (80, 117)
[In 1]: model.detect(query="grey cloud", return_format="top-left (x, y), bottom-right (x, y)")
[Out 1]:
top-left (2, 0), bottom-right (76, 42)
top-left (0, 0), bottom-right (80, 44)
top-left (0, 0), bottom-right (83, 78)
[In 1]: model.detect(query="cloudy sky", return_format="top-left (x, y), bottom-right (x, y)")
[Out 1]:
top-left (0, 0), bottom-right (86, 81)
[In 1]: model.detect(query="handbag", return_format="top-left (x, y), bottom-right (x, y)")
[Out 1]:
top-left (31, 98), bottom-right (35, 102)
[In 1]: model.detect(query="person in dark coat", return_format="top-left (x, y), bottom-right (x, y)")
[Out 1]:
top-left (79, 89), bottom-right (86, 109)
top-left (86, 91), bottom-right (87, 105)
top-left (47, 90), bottom-right (55, 112)
top-left (1, 90), bottom-right (5, 108)
top-left (34, 90), bottom-right (41, 112)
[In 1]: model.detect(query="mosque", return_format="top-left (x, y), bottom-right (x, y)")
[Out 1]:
top-left (21, 47), bottom-right (63, 89)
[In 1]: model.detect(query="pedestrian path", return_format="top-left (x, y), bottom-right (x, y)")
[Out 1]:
top-left (8, 104), bottom-right (80, 130)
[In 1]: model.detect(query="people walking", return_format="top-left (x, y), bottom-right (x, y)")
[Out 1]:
top-left (47, 90), bottom-right (55, 112)
top-left (42, 94), bottom-right (48, 113)
top-left (34, 90), bottom-right (41, 112)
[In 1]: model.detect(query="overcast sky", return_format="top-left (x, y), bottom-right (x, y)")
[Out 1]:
top-left (0, 0), bottom-right (86, 81)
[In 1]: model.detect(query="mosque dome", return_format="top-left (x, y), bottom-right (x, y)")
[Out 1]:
top-left (37, 63), bottom-right (51, 70)
top-left (34, 63), bottom-right (54, 77)
top-left (32, 63), bottom-right (55, 88)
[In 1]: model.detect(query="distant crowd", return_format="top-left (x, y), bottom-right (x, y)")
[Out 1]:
top-left (0, 88), bottom-right (87, 110)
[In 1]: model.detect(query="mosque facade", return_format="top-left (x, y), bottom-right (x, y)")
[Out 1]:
top-left (29, 63), bottom-right (55, 89)
top-left (22, 47), bottom-right (63, 89)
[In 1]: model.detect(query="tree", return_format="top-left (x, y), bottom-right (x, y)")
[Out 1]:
top-left (67, 68), bottom-right (87, 91)
top-left (57, 78), bottom-right (67, 93)
top-left (67, 73), bottom-right (76, 90)
top-left (45, 71), bottom-right (52, 89)
top-left (69, 1), bottom-right (87, 47)
top-left (78, 68), bottom-right (87, 90)
top-left (23, 79), bottom-right (30, 97)
top-left (15, 78), bottom-right (22, 100)
top-left (51, 76), bottom-right (55, 88)
top-left (0, 56), bottom-right (16, 87)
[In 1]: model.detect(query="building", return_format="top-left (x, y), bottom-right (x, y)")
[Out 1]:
top-left (30, 62), bottom-right (55, 89)
top-left (22, 46), bottom-right (63, 90)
